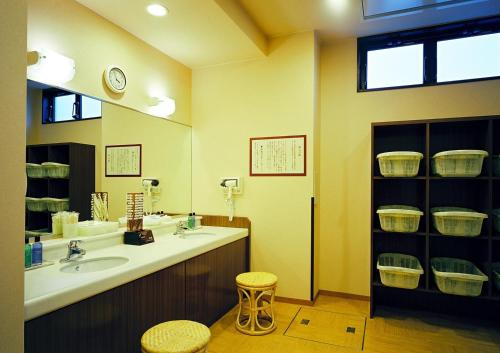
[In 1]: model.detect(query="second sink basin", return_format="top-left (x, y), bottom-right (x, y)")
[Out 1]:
top-left (60, 256), bottom-right (129, 274)
top-left (179, 232), bottom-right (217, 240)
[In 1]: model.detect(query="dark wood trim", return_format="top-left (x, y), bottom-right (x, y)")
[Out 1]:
top-left (249, 134), bottom-right (307, 176)
top-left (319, 290), bottom-right (370, 302)
top-left (275, 296), bottom-right (315, 306)
top-left (310, 196), bottom-right (315, 301)
top-left (104, 144), bottom-right (142, 177)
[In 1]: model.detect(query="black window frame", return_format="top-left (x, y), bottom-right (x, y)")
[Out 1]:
top-left (357, 15), bottom-right (500, 92)
top-left (42, 88), bottom-right (102, 124)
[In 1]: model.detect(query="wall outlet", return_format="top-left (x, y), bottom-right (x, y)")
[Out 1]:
top-left (219, 177), bottom-right (242, 194)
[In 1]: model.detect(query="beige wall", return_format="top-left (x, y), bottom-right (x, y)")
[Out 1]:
top-left (28, 0), bottom-right (192, 126)
top-left (101, 103), bottom-right (192, 220)
top-left (192, 32), bottom-right (317, 300)
top-left (319, 38), bottom-right (500, 296)
top-left (26, 88), bottom-right (103, 191)
top-left (0, 1), bottom-right (27, 352)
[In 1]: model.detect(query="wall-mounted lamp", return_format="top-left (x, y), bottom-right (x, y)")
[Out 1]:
top-left (27, 49), bottom-right (75, 85)
top-left (148, 96), bottom-right (176, 118)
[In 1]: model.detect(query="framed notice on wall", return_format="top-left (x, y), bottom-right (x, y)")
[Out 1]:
top-left (105, 144), bottom-right (142, 177)
top-left (250, 135), bottom-right (306, 176)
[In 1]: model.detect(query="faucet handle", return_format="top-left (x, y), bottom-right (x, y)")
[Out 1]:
top-left (69, 239), bottom-right (83, 247)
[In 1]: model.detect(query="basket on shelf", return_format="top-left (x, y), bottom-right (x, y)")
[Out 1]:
top-left (377, 253), bottom-right (424, 289)
top-left (431, 257), bottom-right (487, 297)
top-left (493, 155), bottom-right (500, 176)
top-left (376, 151), bottom-right (423, 177)
top-left (25, 197), bottom-right (47, 212)
top-left (41, 162), bottom-right (70, 178)
top-left (377, 205), bottom-right (423, 233)
top-left (26, 163), bottom-right (46, 178)
top-left (431, 207), bottom-right (487, 237)
top-left (492, 263), bottom-right (500, 292)
top-left (493, 209), bottom-right (500, 234)
top-left (44, 198), bottom-right (70, 212)
top-left (431, 150), bottom-right (488, 177)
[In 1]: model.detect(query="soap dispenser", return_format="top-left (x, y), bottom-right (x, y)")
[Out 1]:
top-left (32, 236), bottom-right (43, 266)
top-left (24, 238), bottom-right (32, 268)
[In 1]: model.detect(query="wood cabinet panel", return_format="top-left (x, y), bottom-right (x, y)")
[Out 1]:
top-left (25, 262), bottom-right (185, 353)
top-left (25, 237), bottom-right (249, 353)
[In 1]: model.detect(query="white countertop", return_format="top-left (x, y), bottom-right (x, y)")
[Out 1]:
top-left (25, 226), bottom-right (248, 321)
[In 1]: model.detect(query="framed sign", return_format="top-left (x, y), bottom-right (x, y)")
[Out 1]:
top-left (105, 144), bottom-right (142, 177)
top-left (250, 135), bottom-right (306, 176)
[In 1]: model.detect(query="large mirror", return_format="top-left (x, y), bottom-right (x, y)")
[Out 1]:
top-left (25, 81), bottom-right (191, 238)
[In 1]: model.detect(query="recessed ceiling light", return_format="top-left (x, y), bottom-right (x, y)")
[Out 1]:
top-left (147, 4), bottom-right (168, 17)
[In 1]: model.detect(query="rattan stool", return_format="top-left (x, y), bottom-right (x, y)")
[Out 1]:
top-left (235, 271), bottom-right (278, 335)
top-left (141, 320), bottom-right (210, 353)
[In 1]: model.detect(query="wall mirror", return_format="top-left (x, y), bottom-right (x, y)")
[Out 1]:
top-left (25, 80), bottom-right (192, 238)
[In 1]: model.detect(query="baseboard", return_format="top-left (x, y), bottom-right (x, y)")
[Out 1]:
top-left (318, 289), bottom-right (370, 302)
top-left (275, 296), bottom-right (315, 306)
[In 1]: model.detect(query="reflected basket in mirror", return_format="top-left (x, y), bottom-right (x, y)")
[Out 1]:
top-left (127, 192), bottom-right (144, 232)
top-left (91, 192), bottom-right (109, 221)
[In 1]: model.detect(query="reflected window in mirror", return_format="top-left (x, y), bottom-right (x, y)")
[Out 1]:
top-left (42, 88), bottom-right (101, 124)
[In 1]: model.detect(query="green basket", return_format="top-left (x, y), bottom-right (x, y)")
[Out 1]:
top-left (431, 257), bottom-right (487, 296)
top-left (431, 207), bottom-right (487, 237)
top-left (377, 253), bottom-right (423, 289)
top-left (376, 205), bottom-right (423, 233)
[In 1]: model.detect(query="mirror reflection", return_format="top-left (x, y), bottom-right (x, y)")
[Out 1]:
top-left (25, 80), bottom-right (192, 239)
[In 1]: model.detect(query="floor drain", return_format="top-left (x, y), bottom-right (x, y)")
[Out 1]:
top-left (300, 319), bottom-right (310, 325)
top-left (346, 327), bottom-right (356, 334)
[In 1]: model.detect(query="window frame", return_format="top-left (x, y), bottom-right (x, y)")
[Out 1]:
top-left (42, 88), bottom-right (102, 124)
top-left (357, 15), bottom-right (500, 92)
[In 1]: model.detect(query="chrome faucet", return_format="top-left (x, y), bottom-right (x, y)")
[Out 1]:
top-left (174, 221), bottom-right (188, 235)
top-left (60, 240), bottom-right (86, 263)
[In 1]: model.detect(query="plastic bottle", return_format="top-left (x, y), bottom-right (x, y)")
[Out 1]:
top-left (188, 212), bottom-right (194, 229)
top-left (24, 238), bottom-right (32, 268)
top-left (32, 236), bottom-right (43, 266)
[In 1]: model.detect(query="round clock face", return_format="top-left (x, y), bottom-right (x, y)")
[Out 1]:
top-left (104, 66), bottom-right (127, 93)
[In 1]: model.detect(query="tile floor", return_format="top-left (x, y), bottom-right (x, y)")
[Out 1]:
top-left (208, 295), bottom-right (500, 353)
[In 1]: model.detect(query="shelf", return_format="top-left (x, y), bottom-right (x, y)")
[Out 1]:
top-left (373, 229), bottom-right (426, 236)
top-left (429, 176), bottom-right (490, 180)
top-left (373, 176), bottom-right (426, 180)
top-left (429, 233), bottom-right (489, 240)
top-left (374, 281), bottom-right (500, 301)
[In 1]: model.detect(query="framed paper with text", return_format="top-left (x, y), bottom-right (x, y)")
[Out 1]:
top-left (105, 144), bottom-right (142, 177)
top-left (250, 135), bottom-right (306, 176)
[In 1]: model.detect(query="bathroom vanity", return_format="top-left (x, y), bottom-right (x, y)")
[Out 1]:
top-left (24, 225), bottom-right (249, 353)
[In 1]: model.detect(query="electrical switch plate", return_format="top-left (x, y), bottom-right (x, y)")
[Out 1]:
top-left (219, 177), bottom-right (242, 194)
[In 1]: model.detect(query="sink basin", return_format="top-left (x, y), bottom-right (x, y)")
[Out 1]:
top-left (60, 257), bottom-right (129, 274)
top-left (179, 232), bottom-right (216, 240)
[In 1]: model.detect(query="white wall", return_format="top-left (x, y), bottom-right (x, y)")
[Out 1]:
top-left (192, 32), bottom-right (317, 300)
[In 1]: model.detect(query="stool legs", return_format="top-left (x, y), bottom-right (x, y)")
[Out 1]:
top-left (236, 284), bottom-right (276, 335)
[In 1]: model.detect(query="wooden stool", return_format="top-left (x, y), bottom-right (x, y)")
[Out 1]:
top-left (235, 272), bottom-right (278, 335)
top-left (141, 320), bottom-right (211, 353)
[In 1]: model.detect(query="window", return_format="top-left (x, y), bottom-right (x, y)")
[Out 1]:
top-left (437, 33), bottom-right (500, 83)
top-left (42, 88), bottom-right (101, 123)
top-left (367, 44), bottom-right (424, 89)
top-left (358, 16), bottom-right (500, 91)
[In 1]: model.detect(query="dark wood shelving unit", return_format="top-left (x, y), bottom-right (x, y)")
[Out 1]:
top-left (25, 143), bottom-right (95, 233)
top-left (371, 115), bottom-right (500, 320)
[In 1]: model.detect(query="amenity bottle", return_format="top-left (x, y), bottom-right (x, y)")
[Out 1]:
top-left (32, 236), bottom-right (43, 266)
top-left (25, 238), bottom-right (32, 268)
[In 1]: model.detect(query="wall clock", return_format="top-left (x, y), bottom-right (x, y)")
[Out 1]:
top-left (104, 65), bottom-right (127, 94)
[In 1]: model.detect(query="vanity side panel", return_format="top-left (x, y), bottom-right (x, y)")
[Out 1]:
top-left (216, 238), bottom-right (247, 318)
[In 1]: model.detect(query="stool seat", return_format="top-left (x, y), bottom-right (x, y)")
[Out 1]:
top-left (141, 320), bottom-right (210, 353)
top-left (236, 272), bottom-right (278, 288)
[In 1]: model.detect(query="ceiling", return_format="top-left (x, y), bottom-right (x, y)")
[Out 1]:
top-left (238, 0), bottom-right (500, 38)
top-left (76, 0), bottom-right (266, 69)
top-left (76, 0), bottom-right (500, 68)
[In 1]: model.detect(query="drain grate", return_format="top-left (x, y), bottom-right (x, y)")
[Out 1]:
top-left (346, 327), bottom-right (356, 334)
top-left (300, 319), bottom-right (310, 325)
